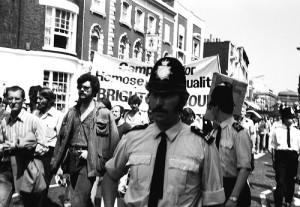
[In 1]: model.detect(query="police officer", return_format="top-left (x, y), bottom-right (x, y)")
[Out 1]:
top-left (102, 57), bottom-right (225, 207)
top-left (208, 83), bottom-right (252, 207)
top-left (271, 107), bottom-right (300, 207)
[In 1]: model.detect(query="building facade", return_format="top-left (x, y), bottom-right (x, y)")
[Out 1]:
top-left (0, 0), bottom-right (205, 111)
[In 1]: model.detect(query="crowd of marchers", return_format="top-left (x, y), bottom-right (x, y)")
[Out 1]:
top-left (0, 57), bottom-right (300, 207)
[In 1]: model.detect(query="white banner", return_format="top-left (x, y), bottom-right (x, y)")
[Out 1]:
top-left (92, 53), bottom-right (221, 114)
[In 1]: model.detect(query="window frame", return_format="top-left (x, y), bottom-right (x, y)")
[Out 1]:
top-left (163, 24), bottom-right (171, 44)
top-left (119, 0), bottom-right (132, 28)
top-left (132, 39), bottom-right (143, 61)
top-left (134, 7), bottom-right (145, 33)
top-left (43, 6), bottom-right (77, 55)
top-left (147, 14), bottom-right (157, 34)
top-left (90, 0), bottom-right (106, 18)
top-left (118, 33), bottom-right (130, 60)
top-left (43, 70), bottom-right (71, 113)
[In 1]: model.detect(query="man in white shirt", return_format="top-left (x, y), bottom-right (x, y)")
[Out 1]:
top-left (35, 87), bottom-right (64, 206)
top-left (271, 107), bottom-right (300, 207)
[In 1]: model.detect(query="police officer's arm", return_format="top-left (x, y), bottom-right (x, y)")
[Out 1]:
top-left (226, 130), bottom-right (251, 206)
top-left (201, 140), bottom-right (225, 206)
top-left (102, 137), bottom-right (129, 207)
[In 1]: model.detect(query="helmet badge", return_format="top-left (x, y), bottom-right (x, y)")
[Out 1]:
top-left (156, 60), bottom-right (172, 80)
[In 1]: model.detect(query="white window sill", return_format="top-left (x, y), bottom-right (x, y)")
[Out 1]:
top-left (119, 19), bottom-right (132, 28)
top-left (134, 25), bottom-right (144, 34)
top-left (42, 45), bottom-right (77, 56)
top-left (90, 7), bottom-right (106, 18)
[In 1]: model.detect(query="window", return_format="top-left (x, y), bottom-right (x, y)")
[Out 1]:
top-left (133, 39), bottom-right (143, 61)
top-left (163, 24), bottom-right (170, 43)
top-left (177, 51), bottom-right (185, 64)
top-left (147, 15), bottom-right (156, 34)
top-left (120, 0), bottom-right (132, 27)
top-left (90, 25), bottom-right (104, 61)
top-left (134, 8), bottom-right (144, 33)
top-left (43, 6), bottom-right (77, 54)
top-left (178, 24), bottom-right (185, 50)
top-left (118, 34), bottom-right (129, 59)
top-left (163, 51), bottom-right (169, 57)
top-left (192, 35), bottom-right (200, 60)
top-left (43, 71), bottom-right (71, 113)
top-left (146, 51), bottom-right (154, 64)
top-left (90, 0), bottom-right (106, 17)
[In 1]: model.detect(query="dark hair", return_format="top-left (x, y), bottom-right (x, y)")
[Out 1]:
top-left (7, 86), bottom-right (25, 99)
top-left (114, 105), bottom-right (125, 117)
top-left (209, 83), bottom-right (234, 114)
top-left (40, 87), bottom-right (55, 107)
top-left (99, 97), bottom-right (112, 110)
top-left (181, 107), bottom-right (196, 119)
top-left (128, 94), bottom-right (142, 106)
top-left (175, 93), bottom-right (189, 112)
top-left (77, 73), bottom-right (100, 96)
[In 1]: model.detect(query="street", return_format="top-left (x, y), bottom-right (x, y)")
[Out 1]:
top-left (10, 152), bottom-right (300, 207)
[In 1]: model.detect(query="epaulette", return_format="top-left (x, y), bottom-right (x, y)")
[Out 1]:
top-left (232, 122), bottom-right (244, 132)
top-left (126, 124), bottom-right (149, 134)
top-left (191, 126), bottom-right (214, 145)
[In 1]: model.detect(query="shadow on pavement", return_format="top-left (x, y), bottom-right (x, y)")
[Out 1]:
top-left (250, 182), bottom-right (273, 190)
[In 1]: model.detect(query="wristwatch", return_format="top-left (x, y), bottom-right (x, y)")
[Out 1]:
top-left (229, 196), bottom-right (238, 202)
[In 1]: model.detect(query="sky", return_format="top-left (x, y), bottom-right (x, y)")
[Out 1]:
top-left (179, 0), bottom-right (300, 94)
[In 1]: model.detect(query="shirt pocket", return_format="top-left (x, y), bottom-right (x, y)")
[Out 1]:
top-left (168, 157), bottom-right (200, 204)
top-left (96, 118), bottom-right (109, 136)
top-left (127, 154), bottom-right (152, 190)
top-left (45, 127), bottom-right (56, 139)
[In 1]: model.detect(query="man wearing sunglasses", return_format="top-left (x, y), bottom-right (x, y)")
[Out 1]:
top-left (50, 73), bottom-right (119, 207)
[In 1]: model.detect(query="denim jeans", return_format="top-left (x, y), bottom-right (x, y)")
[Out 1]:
top-left (0, 162), bottom-right (14, 207)
top-left (69, 151), bottom-right (95, 207)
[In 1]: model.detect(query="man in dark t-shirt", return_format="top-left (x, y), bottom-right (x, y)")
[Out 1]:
top-left (112, 105), bottom-right (132, 139)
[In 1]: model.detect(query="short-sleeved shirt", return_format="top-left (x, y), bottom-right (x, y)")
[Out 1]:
top-left (34, 107), bottom-right (64, 147)
top-left (214, 117), bottom-right (252, 177)
top-left (270, 124), bottom-right (300, 152)
top-left (124, 111), bottom-right (148, 127)
top-left (106, 121), bottom-right (225, 206)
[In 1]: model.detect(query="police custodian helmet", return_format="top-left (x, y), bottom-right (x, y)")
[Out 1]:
top-left (145, 57), bottom-right (189, 95)
top-left (281, 107), bottom-right (295, 119)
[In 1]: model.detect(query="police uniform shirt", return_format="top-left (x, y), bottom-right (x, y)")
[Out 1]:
top-left (214, 117), bottom-right (252, 177)
top-left (271, 123), bottom-right (300, 152)
top-left (105, 121), bottom-right (225, 206)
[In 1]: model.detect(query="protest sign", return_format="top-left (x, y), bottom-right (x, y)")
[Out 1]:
top-left (92, 53), bottom-right (221, 113)
top-left (204, 72), bottom-right (248, 121)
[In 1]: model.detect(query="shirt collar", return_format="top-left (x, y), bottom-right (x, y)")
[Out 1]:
top-left (9, 109), bottom-right (26, 123)
top-left (36, 107), bottom-right (56, 118)
top-left (153, 120), bottom-right (183, 142)
top-left (220, 116), bottom-right (235, 129)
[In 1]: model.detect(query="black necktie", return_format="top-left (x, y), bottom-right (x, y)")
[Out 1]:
top-left (148, 132), bottom-right (167, 207)
top-left (215, 125), bottom-right (222, 150)
top-left (287, 126), bottom-right (291, 148)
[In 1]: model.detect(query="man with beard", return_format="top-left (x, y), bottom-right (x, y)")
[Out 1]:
top-left (34, 87), bottom-right (64, 206)
top-left (112, 105), bottom-right (131, 139)
top-left (102, 57), bottom-right (225, 207)
top-left (50, 73), bottom-right (119, 207)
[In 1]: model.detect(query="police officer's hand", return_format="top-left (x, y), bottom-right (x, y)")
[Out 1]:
top-left (225, 199), bottom-right (237, 207)
top-left (79, 150), bottom-right (88, 159)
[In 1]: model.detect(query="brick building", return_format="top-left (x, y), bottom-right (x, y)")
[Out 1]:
top-left (0, 0), bottom-right (205, 111)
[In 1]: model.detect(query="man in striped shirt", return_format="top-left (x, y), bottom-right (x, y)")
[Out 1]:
top-left (0, 86), bottom-right (47, 207)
